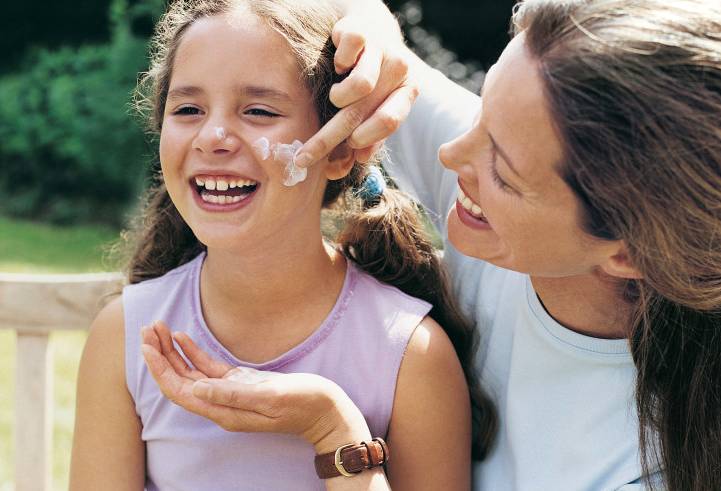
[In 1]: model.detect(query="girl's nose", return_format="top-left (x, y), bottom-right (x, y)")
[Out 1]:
top-left (193, 122), bottom-right (241, 156)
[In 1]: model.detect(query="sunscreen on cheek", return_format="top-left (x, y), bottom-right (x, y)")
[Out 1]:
top-left (253, 137), bottom-right (308, 187)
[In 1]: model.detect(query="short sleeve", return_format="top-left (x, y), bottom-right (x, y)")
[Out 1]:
top-left (384, 65), bottom-right (482, 236)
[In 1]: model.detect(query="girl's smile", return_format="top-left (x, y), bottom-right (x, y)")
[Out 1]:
top-left (159, 13), bottom-right (326, 251)
top-left (192, 174), bottom-right (260, 211)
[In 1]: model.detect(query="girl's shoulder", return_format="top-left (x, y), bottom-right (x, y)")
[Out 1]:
top-left (124, 253), bottom-right (204, 293)
top-left (348, 260), bottom-right (433, 316)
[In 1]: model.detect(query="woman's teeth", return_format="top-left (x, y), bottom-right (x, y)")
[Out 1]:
top-left (458, 187), bottom-right (486, 219)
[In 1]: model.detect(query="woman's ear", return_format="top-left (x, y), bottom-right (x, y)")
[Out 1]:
top-left (324, 142), bottom-right (356, 180)
top-left (599, 242), bottom-right (644, 279)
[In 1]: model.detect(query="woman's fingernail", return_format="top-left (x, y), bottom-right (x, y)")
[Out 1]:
top-left (294, 152), bottom-right (313, 168)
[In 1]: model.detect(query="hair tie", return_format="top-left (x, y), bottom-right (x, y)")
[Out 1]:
top-left (358, 166), bottom-right (386, 205)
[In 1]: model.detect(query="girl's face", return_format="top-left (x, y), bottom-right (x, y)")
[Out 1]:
top-left (439, 33), bottom-right (620, 278)
top-left (160, 13), bottom-right (331, 252)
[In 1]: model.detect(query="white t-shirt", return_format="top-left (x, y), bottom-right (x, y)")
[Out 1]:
top-left (385, 67), bottom-right (661, 491)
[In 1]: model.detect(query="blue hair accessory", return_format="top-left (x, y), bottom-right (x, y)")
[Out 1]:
top-left (358, 165), bottom-right (386, 204)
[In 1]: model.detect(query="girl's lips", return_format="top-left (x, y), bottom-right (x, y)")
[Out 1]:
top-left (190, 182), bottom-right (259, 212)
top-left (455, 200), bottom-right (492, 230)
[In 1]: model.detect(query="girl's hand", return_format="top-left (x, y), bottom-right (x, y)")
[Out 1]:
top-left (296, 2), bottom-right (418, 166)
top-left (140, 322), bottom-right (371, 454)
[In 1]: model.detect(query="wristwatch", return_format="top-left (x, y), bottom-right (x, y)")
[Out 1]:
top-left (314, 438), bottom-right (389, 479)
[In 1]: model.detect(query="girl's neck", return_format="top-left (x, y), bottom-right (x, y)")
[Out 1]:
top-left (531, 270), bottom-right (633, 339)
top-left (201, 233), bottom-right (346, 325)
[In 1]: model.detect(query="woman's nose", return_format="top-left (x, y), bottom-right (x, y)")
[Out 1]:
top-left (438, 130), bottom-right (478, 182)
top-left (193, 122), bottom-right (241, 156)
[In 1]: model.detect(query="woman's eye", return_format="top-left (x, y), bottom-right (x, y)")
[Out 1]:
top-left (173, 106), bottom-right (201, 116)
top-left (245, 108), bottom-right (279, 118)
top-left (488, 148), bottom-right (513, 193)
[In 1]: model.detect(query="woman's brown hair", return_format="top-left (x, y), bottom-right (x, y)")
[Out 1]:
top-left (129, 0), bottom-right (496, 459)
top-left (513, 0), bottom-right (721, 488)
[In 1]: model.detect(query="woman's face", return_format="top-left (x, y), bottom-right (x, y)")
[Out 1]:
top-left (439, 33), bottom-right (618, 278)
top-left (160, 13), bottom-right (331, 252)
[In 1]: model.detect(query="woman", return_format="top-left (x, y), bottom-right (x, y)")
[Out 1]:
top-left (144, 0), bottom-right (721, 489)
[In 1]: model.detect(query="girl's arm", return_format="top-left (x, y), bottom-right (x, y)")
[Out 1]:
top-left (69, 297), bottom-right (145, 490)
top-left (385, 316), bottom-right (472, 490)
top-left (140, 323), bottom-right (392, 491)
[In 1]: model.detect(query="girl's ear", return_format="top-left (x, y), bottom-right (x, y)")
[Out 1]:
top-left (599, 242), bottom-right (644, 279)
top-left (324, 142), bottom-right (356, 180)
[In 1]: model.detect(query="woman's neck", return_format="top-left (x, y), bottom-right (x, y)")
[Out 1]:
top-left (531, 270), bottom-right (633, 339)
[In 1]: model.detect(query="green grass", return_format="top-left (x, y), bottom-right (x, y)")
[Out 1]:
top-left (0, 216), bottom-right (120, 273)
top-left (0, 216), bottom-right (120, 490)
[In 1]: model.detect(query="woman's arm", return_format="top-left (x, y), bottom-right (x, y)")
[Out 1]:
top-left (69, 297), bottom-right (145, 491)
top-left (385, 316), bottom-right (472, 490)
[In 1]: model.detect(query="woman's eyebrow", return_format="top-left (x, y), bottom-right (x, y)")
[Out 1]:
top-left (489, 133), bottom-right (521, 178)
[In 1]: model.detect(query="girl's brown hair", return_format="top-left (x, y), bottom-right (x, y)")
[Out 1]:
top-left (129, 0), bottom-right (496, 458)
top-left (513, 0), bottom-right (721, 489)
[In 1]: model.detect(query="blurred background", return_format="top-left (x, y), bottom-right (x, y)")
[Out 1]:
top-left (0, 0), bottom-right (514, 488)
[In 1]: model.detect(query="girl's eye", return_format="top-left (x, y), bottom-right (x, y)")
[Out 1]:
top-left (173, 106), bottom-right (201, 116)
top-left (245, 108), bottom-right (280, 118)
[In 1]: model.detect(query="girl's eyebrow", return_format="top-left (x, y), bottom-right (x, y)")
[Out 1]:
top-left (235, 85), bottom-right (292, 103)
top-left (167, 85), bottom-right (203, 100)
top-left (166, 85), bottom-right (292, 103)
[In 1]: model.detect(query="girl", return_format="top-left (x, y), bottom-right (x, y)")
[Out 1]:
top-left (69, 0), bottom-right (494, 490)
top-left (156, 0), bottom-right (721, 490)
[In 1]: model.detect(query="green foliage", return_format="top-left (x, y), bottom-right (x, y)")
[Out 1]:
top-left (0, 0), bottom-right (154, 226)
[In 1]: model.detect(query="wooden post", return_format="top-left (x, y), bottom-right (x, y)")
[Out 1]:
top-left (0, 272), bottom-right (123, 491)
top-left (14, 332), bottom-right (53, 491)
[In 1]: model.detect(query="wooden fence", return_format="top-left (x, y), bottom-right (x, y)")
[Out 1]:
top-left (0, 272), bottom-right (124, 491)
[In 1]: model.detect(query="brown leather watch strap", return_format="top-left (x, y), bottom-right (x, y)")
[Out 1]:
top-left (314, 438), bottom-right (389, 479)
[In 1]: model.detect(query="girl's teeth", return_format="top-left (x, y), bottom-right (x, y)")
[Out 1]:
top-left (216, 180), bottom-right (229, 191)
top-left (205, 180), bottom-right (217, 191)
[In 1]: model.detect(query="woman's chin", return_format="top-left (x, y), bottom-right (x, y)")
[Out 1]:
top-left (447, 209), bottom-right (493, 260)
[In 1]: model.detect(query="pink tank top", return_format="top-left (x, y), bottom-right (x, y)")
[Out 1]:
top-left (123, 253), bottom-right (431, 490)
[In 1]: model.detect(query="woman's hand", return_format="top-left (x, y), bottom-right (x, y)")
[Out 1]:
top-left (140, 322), bottom-right (372, 453)
top-left (296, 1), bottom-right (418, 166)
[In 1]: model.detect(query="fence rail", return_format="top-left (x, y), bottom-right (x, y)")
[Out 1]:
top-left (0, 272), bottom-right (124, 491)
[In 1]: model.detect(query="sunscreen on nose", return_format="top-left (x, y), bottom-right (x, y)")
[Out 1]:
top-left (253, 137), bottom-right (308, 187)
top-left (214, 126), bottom-right (227, 140)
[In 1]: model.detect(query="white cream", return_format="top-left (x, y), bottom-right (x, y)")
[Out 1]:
top-left (253, 137), bottom-right (307, 187)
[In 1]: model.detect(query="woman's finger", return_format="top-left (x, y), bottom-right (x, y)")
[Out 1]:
top-left (355, 141), bottom-right (385, 163)
top-left (172, 331), bottom-right (232, 379)
top-left (332, 18), bottom-right (366, 74)
top-left (330, 44), bottom-right (382, 108)
top-left (294, 100), bottom-right (371, 168)
top-left (348, 83), bottom-right (419, 149)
